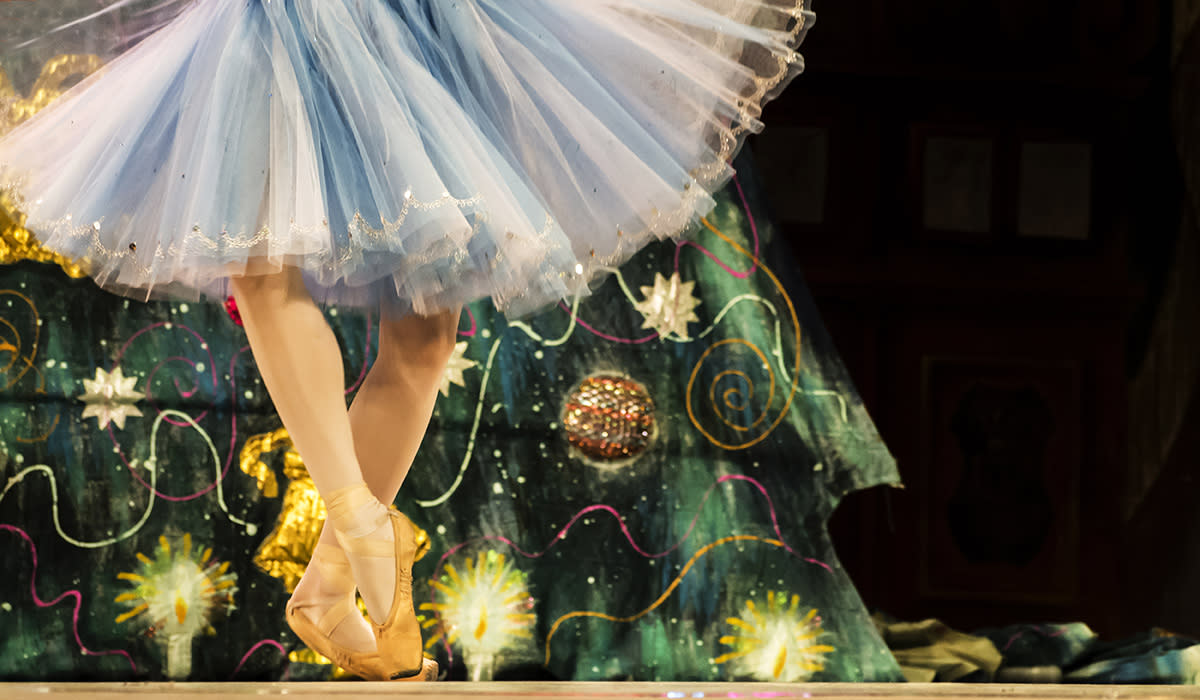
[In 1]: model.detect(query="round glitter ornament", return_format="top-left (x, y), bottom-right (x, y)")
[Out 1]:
top-left (562, 374), bottom-right (656, 463)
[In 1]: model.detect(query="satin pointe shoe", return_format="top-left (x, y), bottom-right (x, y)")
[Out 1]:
top-left (285, 543), bottom-right (400, 681)
top-left (325, 483), bottom-right (437, 681)
top-left (370, 508), bottom-right (428, 677)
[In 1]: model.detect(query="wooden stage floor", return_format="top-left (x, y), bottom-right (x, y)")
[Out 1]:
top-left (4, 684), bottom-right (1200, 700)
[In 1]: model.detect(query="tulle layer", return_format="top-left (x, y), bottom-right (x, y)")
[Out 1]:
top-left (0, 0), bottom-right (813, 315)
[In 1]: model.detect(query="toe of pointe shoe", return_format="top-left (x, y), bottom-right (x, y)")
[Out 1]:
top-left (286, 602), bottom-right (394, 682)
top-left (390, 657), bottom-right (439, 682)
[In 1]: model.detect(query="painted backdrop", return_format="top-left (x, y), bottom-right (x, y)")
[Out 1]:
top-left (0, 6), bottom-right (903, 682)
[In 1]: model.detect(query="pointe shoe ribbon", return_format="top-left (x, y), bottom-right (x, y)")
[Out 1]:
top-left (324, 482), bottom-right (433, 681)
top-left (284, 544), bottom-right (401, 680)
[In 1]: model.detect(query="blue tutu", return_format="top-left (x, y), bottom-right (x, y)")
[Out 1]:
top-left (0, 0), bottom-right (812, 316)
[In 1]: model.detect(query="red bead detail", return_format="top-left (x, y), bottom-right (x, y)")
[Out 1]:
top-left (224, 296), bottom-right (244, 326)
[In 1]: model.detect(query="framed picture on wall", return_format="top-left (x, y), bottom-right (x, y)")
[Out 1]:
top-left (911, 126), bottom-right (998, 241)
top-left (1016, 141), bottom-right (1093, 241)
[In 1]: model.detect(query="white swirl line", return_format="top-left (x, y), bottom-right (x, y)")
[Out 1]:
top-left (415, 336), bottom-right (502, 508)
top-left (0, 408), bottom-right (255, 547)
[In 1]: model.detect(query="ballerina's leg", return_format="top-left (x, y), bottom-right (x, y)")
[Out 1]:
top-left (310, 305), bottom-right (461, 613)
top-left (229, 267), bottom-right (385, 653)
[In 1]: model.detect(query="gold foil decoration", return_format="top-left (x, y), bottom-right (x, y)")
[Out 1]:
top-left (0, 185), bottom-right (89, 279)
top-left (1, 55), bottom-right (104, 132)
top-left (239, 428), bottom-right (285, 499)
top-left (0, 56), bottom-right (101, 280)
top-left (242, 429), bottom-right (325, 593)
top-left (239, 426), bottom-right (432, 590)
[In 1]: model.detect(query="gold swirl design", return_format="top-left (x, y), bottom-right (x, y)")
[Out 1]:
top-left (0, 288), bottom-right (60, 442)
top-left (544, 535), bottom-right (785, 664)
top-left (0, 56), bottom-right (100, 279)
top-left (686, 218), bottom-right (801, 450)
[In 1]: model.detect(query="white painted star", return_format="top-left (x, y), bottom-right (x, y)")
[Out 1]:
top-left (79, 367), bottom-right (145, 430)
top-left (633, 271), bottom-right (701, 340)
top-left (440, 341), bottom-right (478, 397)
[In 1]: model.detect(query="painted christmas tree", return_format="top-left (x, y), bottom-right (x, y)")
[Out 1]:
top-left (0, 8), bottom-right (902, 682)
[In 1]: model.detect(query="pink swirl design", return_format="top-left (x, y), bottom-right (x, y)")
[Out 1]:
top-left (673, 175), bottom-right (761, 279)
top-left (435, 473), bottom-right (828, 568)
top-left (229, 638), bottom-right (287, 679)
top-left (459, 306), bottom-right (478, 338)
top-left (0, 524), bottom-right (137, 671)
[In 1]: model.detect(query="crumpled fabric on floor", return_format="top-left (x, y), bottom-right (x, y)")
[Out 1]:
top-left (871, 614), bottom-right (1002, 683)
top-left (878, 618), bottom-right (1200, 685)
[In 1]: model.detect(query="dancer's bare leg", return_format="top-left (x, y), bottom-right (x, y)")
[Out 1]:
top-left (260, 280), bottom-right (460, 653)
top-left (307, 306), bottom-right (461, 596)
top-left (342, 306), bottom-right (460, 504)
top-left (232, 268), bottom-right (405, 652)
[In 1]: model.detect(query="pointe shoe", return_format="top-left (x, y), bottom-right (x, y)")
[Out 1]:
top-left (285, 544), bottom-right (396, 680)
top-left (286, 543), bottom-right (438, 681)
top-left (325, 483), bottom-right (436, 681)
top-left (371, 509), bottom-right (427, 678)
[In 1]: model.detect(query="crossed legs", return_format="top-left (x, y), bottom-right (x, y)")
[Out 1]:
top-left (230, 268), bottom-right (459, 663)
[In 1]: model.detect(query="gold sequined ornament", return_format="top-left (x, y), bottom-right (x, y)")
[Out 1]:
top-left (0, 56), bottom-right (98, 279)
top-left (561, 374), bottom-right (656, 466)
top-left (239, 428), bottom-right (432, 676)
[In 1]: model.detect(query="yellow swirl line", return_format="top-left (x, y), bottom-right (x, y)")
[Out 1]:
top-left (714, 369), bottom-right (753, 415)
top-left (707, 342), bottom-right (776, 432)
top-left (0, 289), bottom-right (60, 443)
top-left (0, 291), bottom-right (40, 389)
top-left (15, 413), bottom-right (59, 444)
top-left (543, 535), bottom-right (784, 664)
top-left (686, 218), bottom-right (802, 450)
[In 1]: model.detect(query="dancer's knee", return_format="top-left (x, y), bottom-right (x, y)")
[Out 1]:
top-left (229, 268), bottom-right (305, 311)
top-left (377, 307), bottom-right (461, 370)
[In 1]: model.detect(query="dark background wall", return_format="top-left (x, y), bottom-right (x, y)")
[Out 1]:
top-left (748, 0), bottom-right (1191, 638)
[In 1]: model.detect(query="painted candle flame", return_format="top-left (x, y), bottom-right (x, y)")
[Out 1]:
top-left (714, 591), bottom-right (834, 682)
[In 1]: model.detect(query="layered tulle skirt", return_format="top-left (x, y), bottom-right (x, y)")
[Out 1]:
top-left (0, 0), bottom-right (812, 315)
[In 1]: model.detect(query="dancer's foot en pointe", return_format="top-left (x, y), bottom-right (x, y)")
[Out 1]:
top-left (324, 481), bottom-right (433, 680)
top-left (231, 271), bottom-right (441, 681)
top-left (286, 544), bottom-right (396, 680)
